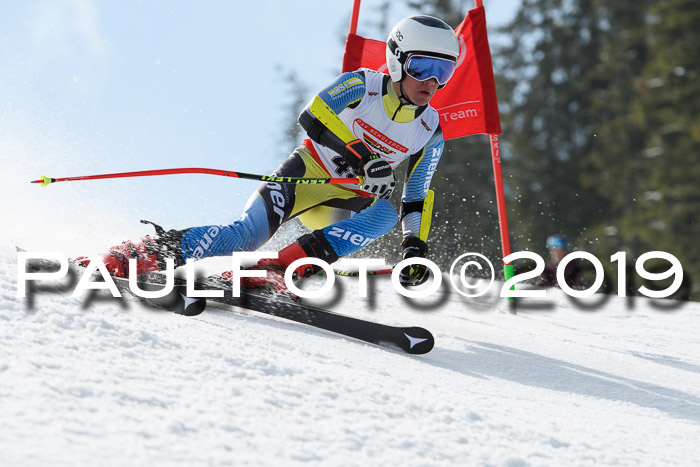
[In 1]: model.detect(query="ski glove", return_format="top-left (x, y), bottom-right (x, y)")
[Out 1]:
top-left (361, 157), bottom-right (395, 199)
top-left (398, 236), bottom-right (430, 286)
top-left (343, 139), bottom-right (396, 199)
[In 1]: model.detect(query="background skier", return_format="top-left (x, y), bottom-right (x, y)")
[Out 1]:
top-left (537, 234), bottom-right (585, 289)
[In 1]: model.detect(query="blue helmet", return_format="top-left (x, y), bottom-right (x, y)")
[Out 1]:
top-left (546, 235), bottom-right (571, 250)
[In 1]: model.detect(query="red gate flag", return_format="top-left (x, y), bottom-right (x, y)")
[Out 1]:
top-left (342, 6), bottom-right (501, 140)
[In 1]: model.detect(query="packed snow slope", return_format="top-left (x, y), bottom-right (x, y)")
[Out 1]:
top-left (2, 242), bottom-right (700, 466)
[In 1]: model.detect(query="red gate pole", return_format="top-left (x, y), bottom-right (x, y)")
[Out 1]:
top-left (349, 0), bottom-right (361, 35)
top-left (475, 0), bottom-right (515, 301)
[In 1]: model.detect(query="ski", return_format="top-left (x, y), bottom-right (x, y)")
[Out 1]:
top-left (17, 247), bottom-right (435, 355)
top-left (113, 273), bottom-right (435, 355)
top-left (18, 248), bottom-right (434, 354)
top-left (19, 247), bottom-right (208, 316)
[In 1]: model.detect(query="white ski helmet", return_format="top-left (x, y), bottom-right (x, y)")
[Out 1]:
top-left (386, 15), bottom-right (460, 89)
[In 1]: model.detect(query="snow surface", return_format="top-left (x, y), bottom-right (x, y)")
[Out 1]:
top-left (2, 242), bottom-right (700, 466)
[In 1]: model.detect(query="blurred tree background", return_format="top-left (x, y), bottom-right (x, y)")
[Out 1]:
top-left (282, 0), bottom-right (699, 300)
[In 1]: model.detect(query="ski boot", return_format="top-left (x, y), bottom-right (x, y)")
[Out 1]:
top-left (74, 220), bottom-right (186, 278)
top-left (224, 232), bottom-right (339, 299)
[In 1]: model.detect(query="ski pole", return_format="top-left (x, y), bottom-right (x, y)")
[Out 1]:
top-left (30, 168), bottom-right (360, 187)
top-left (331, 268), bottom-right (393, 277)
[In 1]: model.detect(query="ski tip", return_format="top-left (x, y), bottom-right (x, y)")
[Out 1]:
top-left (401, 327), bottom-right (435, 355)
top-left (172, 286), bottom-right (207, 316)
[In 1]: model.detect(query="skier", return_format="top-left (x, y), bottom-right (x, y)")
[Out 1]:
top-left (537, 235), bottom-right (585, 289)
top-left (78, 15), bottom-right (460, 291)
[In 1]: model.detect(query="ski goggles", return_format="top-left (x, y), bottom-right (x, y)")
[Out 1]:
top-left (404, 54), bottom-right (457, 86)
